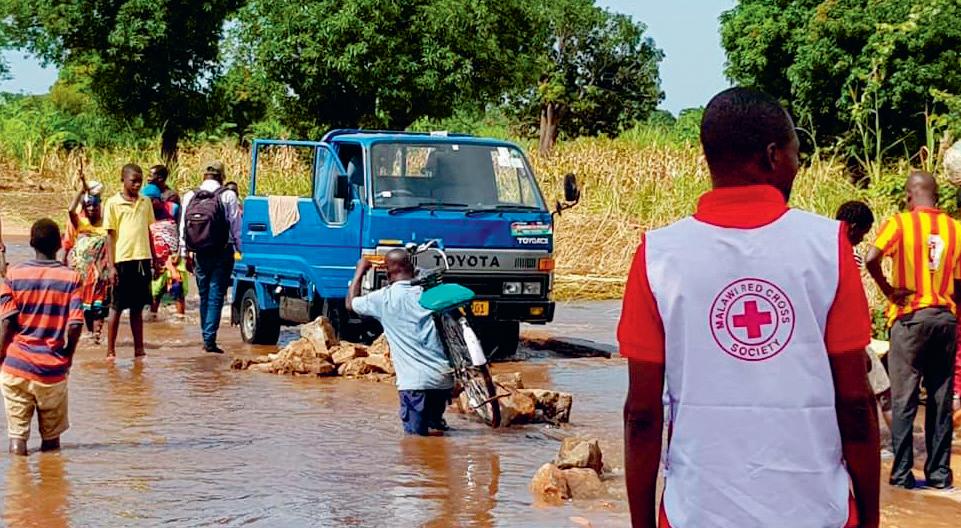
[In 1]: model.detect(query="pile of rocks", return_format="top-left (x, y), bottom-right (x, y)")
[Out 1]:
top-left (232, 318), bottom-right (574, 428)
top-left (230, 317), bottom-right (394, 380)
top-left (530, 438), bottom-right (607, 504)
top-left (449, 371), bottom-right (573, 427)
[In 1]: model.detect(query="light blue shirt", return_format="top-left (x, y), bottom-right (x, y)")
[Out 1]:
top-left (352, 281), bottom-right (453, 391)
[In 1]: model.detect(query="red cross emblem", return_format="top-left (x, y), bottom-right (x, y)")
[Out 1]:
top-left (732, 301), bottom-right (773, 339)
top-left (709, 278), bottom-right (796, 362)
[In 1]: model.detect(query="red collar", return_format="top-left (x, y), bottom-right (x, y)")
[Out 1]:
top-left (913, 206), bottom-right (941, 214)
top-left (694, 185), bottom-right (789, 228)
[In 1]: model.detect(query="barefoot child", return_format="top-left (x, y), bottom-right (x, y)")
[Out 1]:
top-left (103, 164), bottom-right (155, 359)
top-left (0, 219), bottom-right (83, 455)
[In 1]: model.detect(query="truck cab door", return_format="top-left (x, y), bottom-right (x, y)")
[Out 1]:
top-left (239, 141), bottom-right (363, 311)
top-left (311, 144), bottom-right (365, 297)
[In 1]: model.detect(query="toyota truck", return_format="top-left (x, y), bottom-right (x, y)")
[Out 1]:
top-left (230, 130), bottom-right (579, 356)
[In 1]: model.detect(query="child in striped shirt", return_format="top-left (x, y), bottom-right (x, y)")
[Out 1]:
top-left (0, 219), bottom-right (83, 455)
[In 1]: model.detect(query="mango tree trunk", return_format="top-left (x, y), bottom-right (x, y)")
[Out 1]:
top-left (538, 102), bottom-right (565, 156)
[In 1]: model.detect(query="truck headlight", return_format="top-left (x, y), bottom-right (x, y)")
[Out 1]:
top-left (503, 282), bottom-right (522, 295)
top-left (523, 282), bottom-right (542, 295)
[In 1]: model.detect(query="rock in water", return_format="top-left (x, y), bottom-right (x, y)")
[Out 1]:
top-left (338, 357), bottom-right (373, 377)
top-left (555, 438), bottom-right (604, 474)
top-left (332, 344), bottom-right (368, 365)
top-left (498, 390), bottom-right (537, 426)
top-left (520, 388), bottom-right (573, 425)
top-left (563, 468), bottom-right (605, 500)
top-left (364, 354), bottom-right (395, 375)
top-left (492, 372), bottom-right (524, 390)
top-left (312, 360), bottom-right (338, 376)
top-left (230, 358), bottom-right (253, 370)
top-left (300, 317), bottom-right (339, 351)
top-left (529, 463), bottom-right (570, 505)
top-left (367, 334), bottom-right (390, 357)
top-left (281, 338), bottom-right (330, 362)
top-left (946, 140), bottom-right (961, 186)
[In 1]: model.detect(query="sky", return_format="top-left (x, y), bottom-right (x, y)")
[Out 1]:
top-left (0, 0), bottom-right (735, 115)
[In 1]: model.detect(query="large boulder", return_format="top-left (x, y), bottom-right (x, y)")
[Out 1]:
top-left (555, 438), bottom-right (603, 474)
top-left (300, 317), bottom-right (339, 352)
top-left (562, 468), bottom-right (605, 500)
top-left (331, 344), bottom-right (368, 365)
top-left (529, 463), bottom-right (570, 505)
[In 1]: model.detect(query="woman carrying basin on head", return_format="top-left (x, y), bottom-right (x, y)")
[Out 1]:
top-left (63, 177), bottom-right (109, 344)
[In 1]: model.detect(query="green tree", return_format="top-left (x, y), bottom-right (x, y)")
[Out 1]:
top-left (721, 0), bottom-right (961, 163)
top-left (0, 0), bottom-right (243, 160)
top-left (229, 0), bottom-right (542, 136)
top-left (523, 0), bottom-right (664, 154)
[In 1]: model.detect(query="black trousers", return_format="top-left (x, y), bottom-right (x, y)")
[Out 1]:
top-left (888, 307), bottom-right (957, 487)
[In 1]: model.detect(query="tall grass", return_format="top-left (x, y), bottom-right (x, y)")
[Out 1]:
top-left (0, 127), bottom-right (921, 321)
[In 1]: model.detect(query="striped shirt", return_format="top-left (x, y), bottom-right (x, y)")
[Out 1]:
top-left (0, 260), bottom-right (84, 383)
top-left (874, 207), bottom-right (961, 325)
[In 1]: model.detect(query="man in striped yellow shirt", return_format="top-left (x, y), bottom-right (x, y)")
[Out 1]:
top-left (866, 170), bottom-right (959, 490)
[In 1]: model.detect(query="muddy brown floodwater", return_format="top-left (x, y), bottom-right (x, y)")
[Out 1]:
top-left (0, 237), bottom-right (960, 527)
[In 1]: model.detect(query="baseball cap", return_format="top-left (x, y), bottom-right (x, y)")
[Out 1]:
top-left (204, 161), bottom-right (225, 176)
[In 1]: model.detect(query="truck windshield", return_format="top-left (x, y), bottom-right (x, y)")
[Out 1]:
top-left (370, 143), bottom-right (545, 210)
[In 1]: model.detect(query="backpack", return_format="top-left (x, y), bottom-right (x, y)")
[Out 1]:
top-left (184, 187), bottom-right (230, 253)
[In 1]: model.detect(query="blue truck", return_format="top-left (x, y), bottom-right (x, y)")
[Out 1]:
top-left (230, 130), bottom-right (579, 356)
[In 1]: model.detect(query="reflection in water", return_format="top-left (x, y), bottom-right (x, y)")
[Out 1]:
top-left (0, 234), bottom-right (954, 528)
top-left (4, 453), bottom-right (70, 528)
top-left (400, 436), bottom-right (501, 528)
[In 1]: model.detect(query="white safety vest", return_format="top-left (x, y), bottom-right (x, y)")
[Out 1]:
top-left (646, 209), bottom-right (850, 528)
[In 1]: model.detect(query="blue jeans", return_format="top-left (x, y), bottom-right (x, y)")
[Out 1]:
top-left (193, 248), bottom-right (234, 348)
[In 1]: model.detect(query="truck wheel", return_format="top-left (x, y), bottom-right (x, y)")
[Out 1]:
top-left (476, 321), bottom-right (520, 359)
top-left (240, 288), bottom-right (281, 345)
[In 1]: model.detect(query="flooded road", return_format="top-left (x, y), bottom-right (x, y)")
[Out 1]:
top-left (0, 238), bottom-right (960, 527)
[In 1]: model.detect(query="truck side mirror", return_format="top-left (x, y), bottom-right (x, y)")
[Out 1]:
top-left (554, 173), bottom-right (580, 218)
top-left (563, 173), bottom-right (580, 203)
top-left (334, 173), bottom-right (349, 201)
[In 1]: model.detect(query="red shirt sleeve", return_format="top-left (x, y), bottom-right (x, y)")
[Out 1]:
top-left (825, 225), bottom-right (872, 354)
top-left (617, 234), bottom-right (665, 363)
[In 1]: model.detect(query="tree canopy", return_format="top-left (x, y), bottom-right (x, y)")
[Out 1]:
top-left (0, 0), bottom-right (243, 159)
top-left (721, 0), bottom-right (961, 162)
top-left (228, 0), bottom-right (543, 136)
top-left (514, 0), bottom-right (664, 153)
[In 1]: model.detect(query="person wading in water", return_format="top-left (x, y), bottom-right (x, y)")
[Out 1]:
top-left (620, 87), bottom-right (879, 528)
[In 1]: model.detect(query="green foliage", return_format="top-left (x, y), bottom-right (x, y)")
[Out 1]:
top-left (0, 0), bottom-right (244, 156)
top-left (514, 0), bottom-right (664, 142)
top-left (229, 0), bottom-right (543, 135)
top-left (408, 108), bottom-right (515, 140)
top-left (721, 0), bottom-right (961, 165)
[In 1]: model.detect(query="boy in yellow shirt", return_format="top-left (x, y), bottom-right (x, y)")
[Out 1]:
top-left (103, 164), bottom-right (155, 360)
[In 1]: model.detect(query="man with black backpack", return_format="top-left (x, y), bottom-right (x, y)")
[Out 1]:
top-left (179, 161), bottom-right (242, 354)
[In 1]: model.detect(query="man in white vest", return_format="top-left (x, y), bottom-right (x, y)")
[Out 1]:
top-left (619, 87), bottom-right (880, 528)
